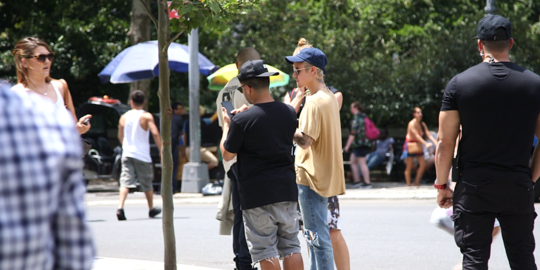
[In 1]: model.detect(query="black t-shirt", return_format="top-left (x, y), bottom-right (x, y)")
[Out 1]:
top-left (183, 118), bottom-right (214, 147)
top-left (441, 62), bottom-right (540, 174)
top-left (224, 101), bottom-right (297, 210)
top-left (171, 113), bottom-right (184, 148)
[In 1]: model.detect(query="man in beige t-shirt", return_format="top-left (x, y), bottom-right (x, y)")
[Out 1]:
top-left (285, 47), bottom-right (345, 269)
top-left (296, 89), bottom-right (345, 196)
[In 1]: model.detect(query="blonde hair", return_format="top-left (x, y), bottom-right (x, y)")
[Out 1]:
top-left (293, 38), bottom-right (313, 56)
top-left (293, 38), bottom-right (324, 80)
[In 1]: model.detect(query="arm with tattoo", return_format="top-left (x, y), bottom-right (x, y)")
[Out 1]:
top-left (294, 130), bottom-right (313, 149)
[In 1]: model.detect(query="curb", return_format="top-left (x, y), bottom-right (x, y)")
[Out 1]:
top-left (85, 187), bottom-right (437, 206)
top-left (93, 257), bottom-right (223, 270)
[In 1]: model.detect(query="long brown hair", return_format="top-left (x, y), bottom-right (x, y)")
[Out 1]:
top-left (12, 37), bottom-right (53, 86)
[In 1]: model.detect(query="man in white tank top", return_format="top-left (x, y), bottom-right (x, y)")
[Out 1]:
top-left (116, 90), bottom-right (162, 220)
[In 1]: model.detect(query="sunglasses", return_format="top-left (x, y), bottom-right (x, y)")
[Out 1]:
top-left (237, 84), bottom-right (249, 93)
top-left (293, 67), bottom-right (310, 75)
top-left (28, 53), bottom-right (55, 63)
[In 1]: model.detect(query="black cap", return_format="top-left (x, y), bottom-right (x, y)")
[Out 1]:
top-left (474, 14), bottom-right (511, 40)
top-left (237, 60), bottom-right (279, 81)
top-left (285, 48), bottom-right (328, 74)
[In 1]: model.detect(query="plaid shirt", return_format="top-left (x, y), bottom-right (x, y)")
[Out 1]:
top-left (0, 83), bottom-right (94, 269)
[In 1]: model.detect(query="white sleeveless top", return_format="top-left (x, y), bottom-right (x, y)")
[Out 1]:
top-left (122, 110), bottom-right (151, 163)
top-left (11, 82), bottom-right (65, 110)
top-left (50, 82), bottom-right (65, 110)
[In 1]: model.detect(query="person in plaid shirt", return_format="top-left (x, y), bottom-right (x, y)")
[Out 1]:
top-left (0, 81), bottom-right (94, 269)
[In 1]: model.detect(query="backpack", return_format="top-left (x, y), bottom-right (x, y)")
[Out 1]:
top-left (364, 116), bottom-right (380, 140)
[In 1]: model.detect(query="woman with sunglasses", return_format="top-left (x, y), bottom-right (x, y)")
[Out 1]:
top-left (283, 38), bottom-right (350, 270)
top-left (11, 37), bottom-right (91, 134)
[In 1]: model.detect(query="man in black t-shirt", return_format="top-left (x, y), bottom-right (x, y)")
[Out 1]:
top-left (220, 60), bottom-right (303, 269)
top-left (436, 15), bottom-right (540, 270)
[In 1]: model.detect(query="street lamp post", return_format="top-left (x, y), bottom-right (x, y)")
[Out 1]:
top-left (485, 0), bottom-right (497, 15)
top-left (181, 28), bottom-right (210, 193)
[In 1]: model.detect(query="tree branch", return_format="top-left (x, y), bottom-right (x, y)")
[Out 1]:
top-left (138, 0), bottom-right (157, 29)
top-left (168, 31), bottom-right (185, 47)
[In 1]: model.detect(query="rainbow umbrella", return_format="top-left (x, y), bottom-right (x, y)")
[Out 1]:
top-left (207, 63), bottom-right (290, 91)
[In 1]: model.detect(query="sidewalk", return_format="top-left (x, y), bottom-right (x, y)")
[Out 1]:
top-left (93, 257), bottom-right (222, 270)
top-left (85, 180), bottom-right (437, 206)
top-left (87, 181), bottom-right (436, 270)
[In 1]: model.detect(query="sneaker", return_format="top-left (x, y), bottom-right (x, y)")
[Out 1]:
top-left (116, 209), bottom-right (126, 221)
top-left (149, 207), bottom-right (162, 218)
top-left (346, 182), bottom-right (362, 189)
top-left (361, 183), bottom-right (373, 189)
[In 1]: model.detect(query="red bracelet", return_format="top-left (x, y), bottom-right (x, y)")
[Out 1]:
top-left (433, 183), bottom-right (448, 190)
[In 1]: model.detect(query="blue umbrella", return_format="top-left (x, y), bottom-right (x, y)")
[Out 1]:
top-left (98, 40), bottom-right (218, 84)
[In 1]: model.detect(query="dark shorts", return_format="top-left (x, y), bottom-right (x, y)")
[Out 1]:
top-left (407, 152), bottom-right (424, 158)
top-left (352, 147), bottom-right (370, 157)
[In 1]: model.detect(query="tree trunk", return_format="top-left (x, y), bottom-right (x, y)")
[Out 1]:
top-left (157, 1), bottom-right (176, 269)
top-left (128, 0), bottom-right (151, 110)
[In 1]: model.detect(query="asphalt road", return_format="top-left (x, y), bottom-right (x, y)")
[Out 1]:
top-left (87, 198), bottom-right (540, 270)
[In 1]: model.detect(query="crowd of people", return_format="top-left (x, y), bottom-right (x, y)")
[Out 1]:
top-left (2, 13), bottom-right (540, 270)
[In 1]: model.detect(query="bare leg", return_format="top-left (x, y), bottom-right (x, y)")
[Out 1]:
top-left (492, 227), bottom-right (500, 239)
top-left (118, 187), bottom-right (129, 209)
top-left (144, 190), bottom-right (154, 210)
top-left (404, 157), bottom-right (414, 186)
top-left (283, 253), bottom-right (303, 270)
top-left (349, 153), bottom-right (361, 184)
top-left (260, 257), bottom-right (281, 270)
top-left (330, 229), bottom-right (350, 270)
top-left (414, 157), bottom-right (426, 186)
top-left (358, 157), bottom-right (370, 184)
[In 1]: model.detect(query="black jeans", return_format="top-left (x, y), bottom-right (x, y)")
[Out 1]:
top-left (453, 168), bottom-right (537, 270)
top-left (172, 144), bottom-right (178, 192)
top-left (228, 164), bottom-right (254, 270)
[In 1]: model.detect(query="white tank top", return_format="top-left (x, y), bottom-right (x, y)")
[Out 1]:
top-left (122, 110), bottom-right (151, 163)
top-left (50, 82), bottom-right (65, 110)
top-left (11, 82), bottom-right (65, 110)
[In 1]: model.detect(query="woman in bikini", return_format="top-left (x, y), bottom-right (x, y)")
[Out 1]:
top-left (404, 107), bottom-right (437, 186)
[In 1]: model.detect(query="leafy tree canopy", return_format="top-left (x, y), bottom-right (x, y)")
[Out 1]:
top-left (200, 0), bottom-right (540, 128)
top-left (0, 0), bottom-right (132, 108)
top-left (1, 0), bottom-right (539, 129)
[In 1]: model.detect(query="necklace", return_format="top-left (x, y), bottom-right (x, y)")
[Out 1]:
top-left (28, 83), bottom-right (49, 96)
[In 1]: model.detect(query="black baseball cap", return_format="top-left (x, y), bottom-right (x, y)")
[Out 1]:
top-left (474, 14), bottom-right (511, 40)
top-left (285, 48), bottom-right (328, 74)
top-left (237, 60), bottom-right (279, 81)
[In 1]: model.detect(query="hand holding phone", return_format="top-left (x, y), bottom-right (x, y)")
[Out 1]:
top-left (82, 118), bottom-right (91, 125)
top-left (221, 101), bottom-right (235, 119)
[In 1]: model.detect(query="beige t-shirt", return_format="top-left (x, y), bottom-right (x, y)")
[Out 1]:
top-left (295, 88), bottom-right (345, 197)
top-left (215, 76), bottom-right (250, 172)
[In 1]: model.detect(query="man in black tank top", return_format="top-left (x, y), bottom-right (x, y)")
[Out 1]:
top-left (436, 15), bottom-right (540, 269)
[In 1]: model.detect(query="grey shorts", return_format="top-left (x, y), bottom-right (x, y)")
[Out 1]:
top-left (327, 196), bottom-right (341, 230)
top-left (119, 157), bottom-right (153, 192)
top-left (242, 201), bottom-right (302, 263)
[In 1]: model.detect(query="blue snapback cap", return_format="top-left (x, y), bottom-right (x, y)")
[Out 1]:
top-left (285, 48), bottom-right (328, 74)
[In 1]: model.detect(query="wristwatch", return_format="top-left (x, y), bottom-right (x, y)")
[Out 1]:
top-left (433, 179), bottom-right (448, 190)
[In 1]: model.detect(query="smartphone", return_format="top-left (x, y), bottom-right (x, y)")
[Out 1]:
top-left (221, 101), bottom-right (235, 119)
top-left (82, 118), bottom-right (91, 125)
